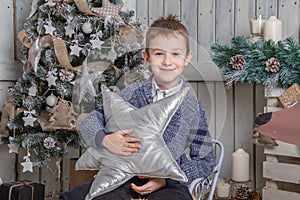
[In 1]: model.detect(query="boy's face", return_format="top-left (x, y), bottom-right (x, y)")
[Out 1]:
top-left (142, 34), bottom-right (192, 90)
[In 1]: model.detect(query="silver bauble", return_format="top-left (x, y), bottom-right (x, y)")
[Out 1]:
top-left (46, 93), bottom-right (58, 107)
top-left (82, 22), bottom-right (93, 34)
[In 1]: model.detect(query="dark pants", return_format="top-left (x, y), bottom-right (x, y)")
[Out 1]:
top-left (60, 177), bottom-right (192, 200)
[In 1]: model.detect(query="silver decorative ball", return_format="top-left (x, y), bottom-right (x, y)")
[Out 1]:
top-left (46, 93), bottom-right (58, 107)
top-left (82, 22), bottom-right (93, 34)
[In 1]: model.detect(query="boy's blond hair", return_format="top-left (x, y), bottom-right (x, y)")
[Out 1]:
top-left (145, 14), bottom-right (190, 55)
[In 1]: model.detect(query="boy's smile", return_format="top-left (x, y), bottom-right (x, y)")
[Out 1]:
top-left (142, 34), bottom-right (192, 90)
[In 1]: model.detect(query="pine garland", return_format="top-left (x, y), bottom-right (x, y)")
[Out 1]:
top-left (211, 36), bottom-right (300, 88)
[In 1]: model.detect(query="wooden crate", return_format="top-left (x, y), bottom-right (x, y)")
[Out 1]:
top-left (263, 141), bottom-right (300, 200)
top-left (262, 87), bottom-right (300, 200)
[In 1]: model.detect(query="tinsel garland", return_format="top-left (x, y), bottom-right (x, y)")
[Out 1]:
top-left (211, 36), bottom-right (300, 88)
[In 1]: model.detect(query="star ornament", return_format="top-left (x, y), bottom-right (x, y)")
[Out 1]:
top-left (70, 44), bottom-right (82, 57)
top-left (8, 143), bottom-right (19, 154)
top-left (22, 114), bottom-right (37, 127)
top-left (21, 158), bottom-right (33, 173)
top-left (91, 0), bottom-right (124, 24)
top-left (44, 24), bottom-right (56, 35)
top-left (76, 59), bottom-right (102, 104)
top-left (90, 39), bottom-right (104, 50)
top-left (76, 85), bottom-right (189, 199)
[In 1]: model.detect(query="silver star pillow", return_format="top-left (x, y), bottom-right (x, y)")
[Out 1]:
top-left (76, 85), bottom-right (189, 199)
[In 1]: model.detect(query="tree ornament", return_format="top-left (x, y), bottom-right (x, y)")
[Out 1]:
top-left (230, 55), bottom-right (246, 70)
top-left (59, 68), bottom-right (75, 82)
top-left (53, 36), bottom-right (81, 72)
top-left (46, 93), bottom-right (58, 107)
top-left (75, 59), bottom-right (103, 104)
top-left (82, 21), bottom-right (93, 34)
top-left (70, 44), bottom-right (82, 57)
top-left (265, 57), bottom-right (280, 73)
top-left (90, 39), bottom-right (104, 50)
top-left (22, 110), bottom-right (37, 127)
top-left (46, 69), bottom-right (58, 87)
top-left (21, 151), bottom-right (33, 173)
top-left (49, 99), bottom-right (76, 130)
top-left (44, 24), bottom-right (56, 35)
top-left (43, 137), bottom-right (56, 149)
top-left (91, 0), bottom-right (124, 24)
top-left (8, 143), bottom-right (19, 154)
top-left (28, 85), bottom-right (37, 96)
top-left (65, 24), bottom-right (74, 37)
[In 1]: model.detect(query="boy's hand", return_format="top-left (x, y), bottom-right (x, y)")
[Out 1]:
top-left (102, 129), bottom-right (141, 156)
top-left (131, 176), bottom-right (166, 195)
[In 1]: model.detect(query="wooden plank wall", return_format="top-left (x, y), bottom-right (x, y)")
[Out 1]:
top-left (0, 0), bottom-right (300, 197)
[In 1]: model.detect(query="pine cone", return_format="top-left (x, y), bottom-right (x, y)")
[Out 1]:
top-left (265, 57), bottom-right (280, 72)
top-left (230, 55), bottom-right (246, 70)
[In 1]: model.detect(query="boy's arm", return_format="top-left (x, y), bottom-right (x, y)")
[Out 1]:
top-left (79, 107), bottom-right (108, 148)
top-left (180, 102), bottom-right (215, 183)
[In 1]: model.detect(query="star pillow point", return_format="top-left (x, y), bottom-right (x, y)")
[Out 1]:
top-left (76, 85), bottom-right (190, 199)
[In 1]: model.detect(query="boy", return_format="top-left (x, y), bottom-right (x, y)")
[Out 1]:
top-left (61, 14), bottom-right (214, 200)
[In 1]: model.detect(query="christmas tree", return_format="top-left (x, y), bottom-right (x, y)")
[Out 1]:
top-left (0, 0), bottom-right (149, 170)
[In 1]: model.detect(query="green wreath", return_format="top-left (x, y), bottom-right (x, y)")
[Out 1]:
top-left (211, 36), bottom-right (300, 88)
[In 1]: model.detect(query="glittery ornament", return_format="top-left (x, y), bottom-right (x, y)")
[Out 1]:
top-left (43, 137), bottom-right (56, 149)
top-left (59, 68), bottom-right (75, 82)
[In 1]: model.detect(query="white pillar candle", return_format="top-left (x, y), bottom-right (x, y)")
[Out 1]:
top-left (232, 148), bottom-right (249, 182)
top-left (217, 183), bottom-right (231, 198)
top-left (263, 16), bottom-right (282, 42)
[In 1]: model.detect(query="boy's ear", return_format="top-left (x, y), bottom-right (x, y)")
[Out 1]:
top-left (184, 51), bottom-right (193, 66)
top-left (142, 50), bottom-right (150, 64)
